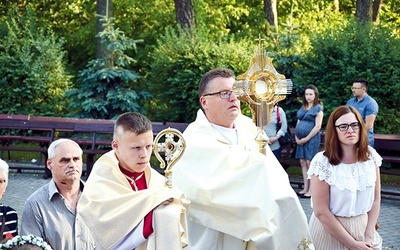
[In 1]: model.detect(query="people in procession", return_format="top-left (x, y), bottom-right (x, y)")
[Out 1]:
top-left (77, 112), bottom-right (189, 250)
top-left (172, 68), bottom-right (313, 249)
top-left (308, 105), bottom-right (382, 249)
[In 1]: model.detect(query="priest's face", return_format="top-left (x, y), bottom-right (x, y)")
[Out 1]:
top-left (200, 76), bottom-right (240, 128)
top-left (112, 130), bottom-right (154, 173)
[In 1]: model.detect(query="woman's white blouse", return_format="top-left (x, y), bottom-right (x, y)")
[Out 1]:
top-left (308, 146), bottom-right (382, 217)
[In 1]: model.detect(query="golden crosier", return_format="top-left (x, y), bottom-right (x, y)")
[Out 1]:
top-left (153, 128), bottom-right (186, 188)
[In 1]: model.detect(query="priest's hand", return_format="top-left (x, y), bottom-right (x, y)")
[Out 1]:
top-left (161, 197), bottom-right (174, 205)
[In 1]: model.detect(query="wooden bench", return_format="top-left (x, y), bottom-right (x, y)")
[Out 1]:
top-left (0, 114), bottom-right (188, 178)
top-left (0, 114), bottom-right (114, 177)
top-left (373, 134), bottom-right (400, 196)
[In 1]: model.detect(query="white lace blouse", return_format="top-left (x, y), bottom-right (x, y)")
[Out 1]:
top-left (307, 146), bottom-right (382, 217)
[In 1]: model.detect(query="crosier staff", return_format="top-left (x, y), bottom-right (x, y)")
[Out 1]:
top-left (153, 128), bottom-right (186, 188)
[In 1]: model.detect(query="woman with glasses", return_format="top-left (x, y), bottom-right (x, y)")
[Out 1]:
top-left (295, 84), bottom-right (324, 198)
top-left (307, 105), bottom-right (382, 249)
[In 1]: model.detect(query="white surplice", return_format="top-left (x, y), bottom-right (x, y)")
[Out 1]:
top-left (172, 109), bottom-right (314, 250)
top-left (77, 151), bottom-right (189, 250)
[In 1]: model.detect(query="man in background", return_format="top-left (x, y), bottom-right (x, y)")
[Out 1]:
top-left (346, 78), bottom-right (379, 147)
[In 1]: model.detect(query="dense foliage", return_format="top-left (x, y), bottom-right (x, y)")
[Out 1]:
top-left (144, 28), bottom-right (255, 123)
top-left (67, 16), bottom-right (149, 120)
top-left (294, 20), bottom-right (400, 134)
top-left (0, 0), bottom-right (399, 133)
top-left (0, 8), bottom-right (71, 116)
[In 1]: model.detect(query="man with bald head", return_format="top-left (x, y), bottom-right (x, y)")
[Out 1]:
top-left (21, 139), bottom-right (95, 249)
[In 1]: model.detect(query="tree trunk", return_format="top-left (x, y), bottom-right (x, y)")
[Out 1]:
top-left (333, 0), bottom-right (339, 12)
top-left (174, 0), bottom-right (195, 30)
top-left (264, 0), bottom-right (278, 32)
top-left (96, 0), bottom-right (113, 60)
top-left (356, 0), bottom-right (372, 23)
top-left (372, 0), bottom-right (383, 23)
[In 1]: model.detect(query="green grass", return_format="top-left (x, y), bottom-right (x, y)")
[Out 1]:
top-left (6, 151), bottom-right (42, 162)
top-left (1, 142), bottom-right (45, 164)
top-left (286, 166), bottom-right (400, 185)
top-left (1, 142), bottom-right (93, 165)
top-left (381, 173), bottom-right (400, 185)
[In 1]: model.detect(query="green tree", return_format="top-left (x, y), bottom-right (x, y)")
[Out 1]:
top-left (0, 8), bottom-right (72, 116)
top-left (67, 16), bottom-right (149, 119)
top-left (295, 20), bottom-right (400, 134)
top-left (113, 0), bottom-right (176, 62)
top-left (96, 0), bottom-right (113, 60)
top-left (1, 0), bottom-right (399, 129)
top-left (144, 28), bottom-right (256, 123)
top-left (0, 0), bottom-right (97, 75)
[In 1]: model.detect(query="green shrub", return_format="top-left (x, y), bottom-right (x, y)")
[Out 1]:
top-left (293, 20), bottom-right (400, 134)
top-left (67, 16), bottom-right (149, 119)
top-left (144, 28), bottom-right (258, 123)
top-left (0, 7), bottom-right (72, 116)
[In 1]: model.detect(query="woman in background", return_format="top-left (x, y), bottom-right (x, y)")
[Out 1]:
top-left (307, 105), bottom-right (381, 249)
top-left (264, 105), bottom-right (288, 159)
top-left (295, 84), bottom-right (323, 198)
top-left (0, 158), bottom-right (18, 240)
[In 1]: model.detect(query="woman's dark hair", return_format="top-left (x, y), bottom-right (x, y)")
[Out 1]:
top-left (302, 84), bottom-right (322, 108)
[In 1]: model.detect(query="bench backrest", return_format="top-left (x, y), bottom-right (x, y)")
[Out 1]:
top-left (0, 114), bottom-right (188, 141)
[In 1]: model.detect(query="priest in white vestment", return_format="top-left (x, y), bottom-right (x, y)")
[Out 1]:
top-left (77, 112), bottom-right (189, 250)
top-left (172, 68), bottom-right (313, 250)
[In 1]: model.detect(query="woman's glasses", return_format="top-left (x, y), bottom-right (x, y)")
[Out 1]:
top-left (335, 122), bottom-right (360, 132)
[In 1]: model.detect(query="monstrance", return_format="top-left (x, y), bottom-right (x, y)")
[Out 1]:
top-left (233, 38), bottom-right (292, 155)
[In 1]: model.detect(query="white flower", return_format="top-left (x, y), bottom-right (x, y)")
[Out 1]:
top-left (0, 235), bottom-right (52, 249)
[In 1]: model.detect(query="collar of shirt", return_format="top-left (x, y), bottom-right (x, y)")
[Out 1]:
top-left (119, 166), bottom-right (147, 191)
top-left (48, 179), bottom-right (84, 201)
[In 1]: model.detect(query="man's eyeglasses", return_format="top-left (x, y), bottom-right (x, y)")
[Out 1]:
top-left (335, 122), bottom-right (360, 132)
top-left (203, 90), bottom-right (234, 99)
top-left (351, 87), bottom-right (362, 90)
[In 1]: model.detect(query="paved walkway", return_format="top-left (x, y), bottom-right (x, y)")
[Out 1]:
top-left (3, 170), bottom-right (400, 249)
